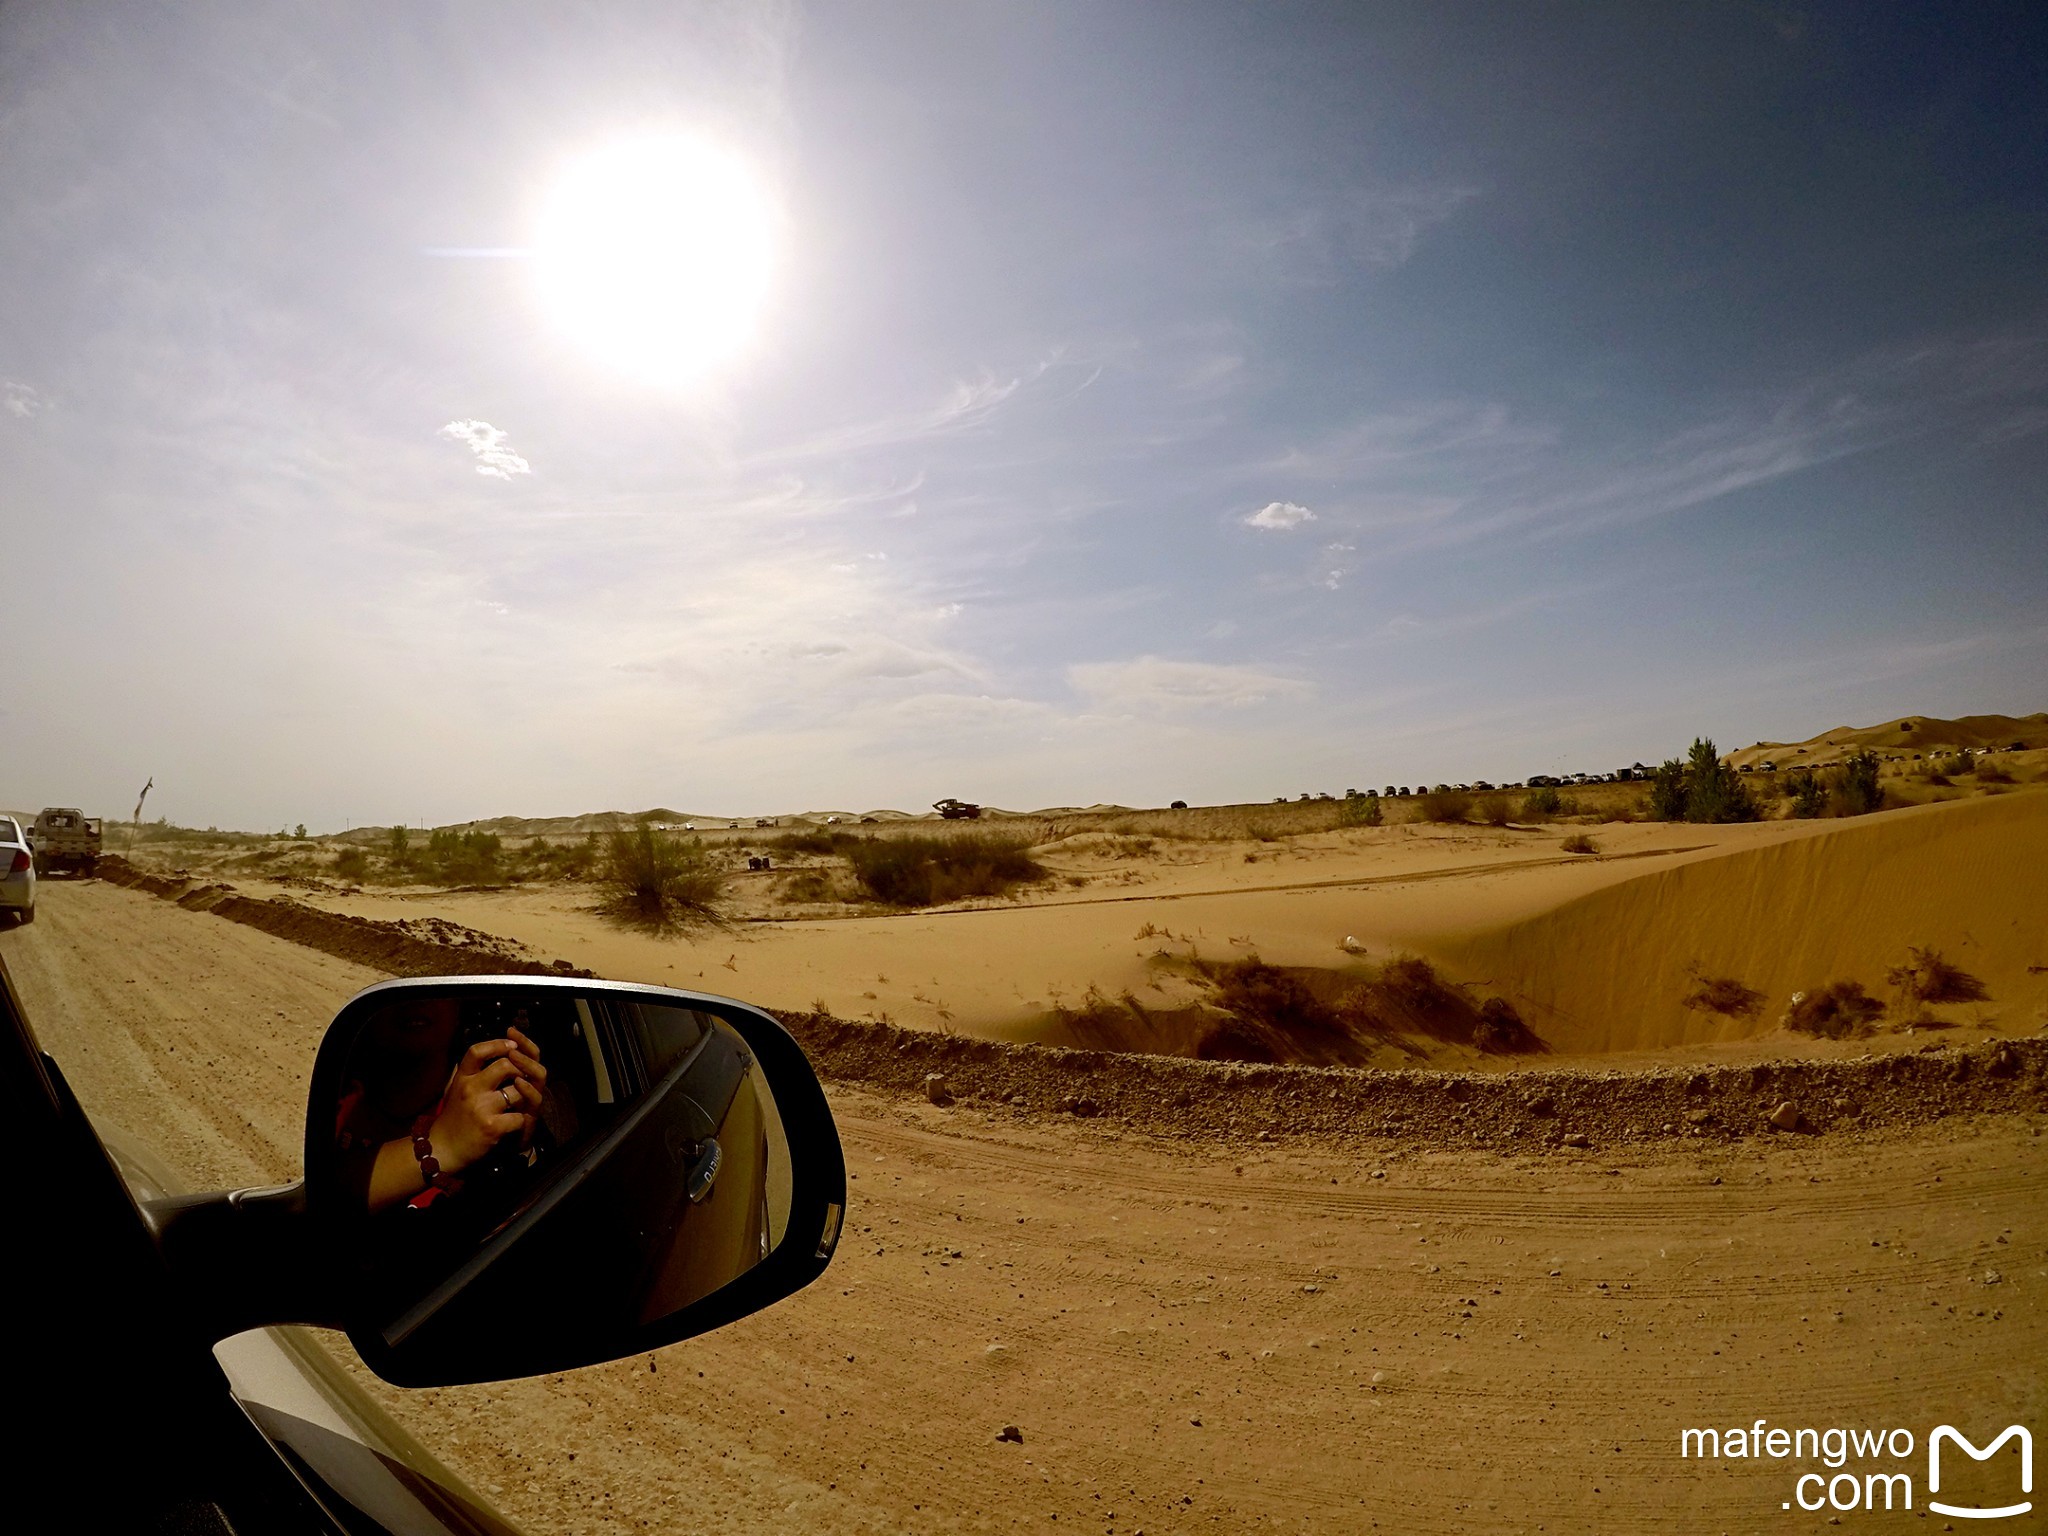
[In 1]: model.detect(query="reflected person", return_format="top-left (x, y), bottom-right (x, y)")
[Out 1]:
top-left (334, 997), bottom-right (548, 1215)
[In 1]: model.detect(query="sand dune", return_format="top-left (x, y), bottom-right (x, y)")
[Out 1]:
top-left (1433, 790), bottom-right (2048, 1054)
top-left (1729, 709), bottom-right (2046, 767)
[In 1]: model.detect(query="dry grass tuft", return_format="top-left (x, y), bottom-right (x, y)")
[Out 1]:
top-left (597, 821), bottom-right (726, 933)
top-left (844, 832), bottom-right (1047, 907)
top-left (1682, 975), bottom-right (1765, 1018)
top-left (1560, 832), bottom-right (1598, 855)
top-left (1419, 789), bottom-right (1474, 824)
top-left (1885, 946), bottom-right (1990, 1008)
top-left (1784, 981), bottom-right (1884, 1039)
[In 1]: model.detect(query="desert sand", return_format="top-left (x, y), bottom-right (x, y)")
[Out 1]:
top-left (124, 778), bottom-right (2045, 1076)
top-left (6, 880), bottom-right (2042, 1535)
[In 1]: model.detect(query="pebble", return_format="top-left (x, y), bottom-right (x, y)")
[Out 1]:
top-left (1768, 1101), bottom-right (1802, 1131)
top-left (1562, 1132), bottom-right (1591, 1149)
top-left (995, 1424), bottom-right (1024, 1444)
top-left (923, 1072), bottom-right (953, 1106)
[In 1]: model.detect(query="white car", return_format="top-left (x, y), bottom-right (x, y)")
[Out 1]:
top-left (0, 815), bottom-right (36, 925)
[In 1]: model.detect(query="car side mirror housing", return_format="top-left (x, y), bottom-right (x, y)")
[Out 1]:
top-left (290, 977), bottom-right (844, 1387)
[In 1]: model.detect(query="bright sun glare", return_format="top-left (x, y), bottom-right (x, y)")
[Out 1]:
top-left (533, 137), bottom-right (777, 386)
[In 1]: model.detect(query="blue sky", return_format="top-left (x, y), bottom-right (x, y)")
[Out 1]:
top-left (4, 2), bottom-right (2044, 828)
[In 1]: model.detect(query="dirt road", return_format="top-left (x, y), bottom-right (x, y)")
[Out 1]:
top-left (6, 880), bottom-right (2043, 1534)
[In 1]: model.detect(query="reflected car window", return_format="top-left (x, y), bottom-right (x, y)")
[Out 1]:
top-left (0, 819), bottom-right (18, 843)
top-left (621, 1002), bottom-right (711, 1083)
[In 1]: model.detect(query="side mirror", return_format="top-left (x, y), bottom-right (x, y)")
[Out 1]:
top-left (139, 978), bottom-right (845, 1384)
top-left (296, 977), bottom-right (844, 1386)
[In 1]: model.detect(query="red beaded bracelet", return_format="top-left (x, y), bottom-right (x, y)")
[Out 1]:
top-left (411, 1113), bottom-right (455, 1191)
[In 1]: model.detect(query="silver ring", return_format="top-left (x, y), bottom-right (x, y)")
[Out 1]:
top-left (500, 1086), bottom-right (516, 1110)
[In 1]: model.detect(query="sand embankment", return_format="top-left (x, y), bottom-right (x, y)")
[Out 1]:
top-left (1433, 790), bottom-right (2048, 1054)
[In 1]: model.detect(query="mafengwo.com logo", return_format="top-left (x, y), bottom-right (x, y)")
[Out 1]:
top-left (1679, 1420), bottom-right (2032, 1518)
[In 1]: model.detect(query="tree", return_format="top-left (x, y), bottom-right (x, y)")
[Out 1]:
top-left (1651, 738), bottom-right (1758, 824)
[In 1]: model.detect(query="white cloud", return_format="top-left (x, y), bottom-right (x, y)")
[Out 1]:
top-left (1068, 655), bottom-right (1314, 712)
top-left (438, 419), bottom-right (532, 479)
top-left (1245, 500), bottom-right (1316, 531)
top-left (3, 380), bottom-right (48, 418)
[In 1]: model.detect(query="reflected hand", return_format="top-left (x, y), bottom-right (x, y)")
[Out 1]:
top-left (429, 1039), bottom-right (532, 1175)
top-left (504, 1025), bottom-right (547, 1147)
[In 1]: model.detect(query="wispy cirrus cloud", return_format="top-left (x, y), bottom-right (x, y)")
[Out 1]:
top-left (1068, 655), bottom-right (1313, 712)
top-left (4, 380), bottom-right (49, 418)
top-left (439, 419), bottom-right (532, 479)
top-left (1233, 184), bottom-right (1482, 281)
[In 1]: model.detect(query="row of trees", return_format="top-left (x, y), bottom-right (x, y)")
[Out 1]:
top-left (1650, 738), bottom-right (1885, 823)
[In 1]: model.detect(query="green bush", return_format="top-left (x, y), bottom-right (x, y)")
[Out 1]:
top-left (1522, 786), bottom-right (1563, 820)
top-left (1829, 750), bottom-right (1884, 816)
top-left (597, 822), bottom-right (725, 931)
top-left (333, 847), bottom-right (369, 882)
top-left (1419, 789), bottom-right (1473, 824)
top-left (1651, 739), bottom-right (1758, 823)
top-left (1338, 793), bottom-right (1384, 828)
top-left (844, 833), bottom-right (1046, 907)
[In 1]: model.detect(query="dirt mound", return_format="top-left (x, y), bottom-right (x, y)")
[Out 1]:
top-left (1431, 791), bottom-right (2048, 1055)
top-left (776, 1007), bottom-right (2045, 1147)
top-left (97, 857), bottom-right (589, 979)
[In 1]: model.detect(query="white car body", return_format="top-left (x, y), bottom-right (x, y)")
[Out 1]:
top-left (0, 816), bottom-right (36, 923)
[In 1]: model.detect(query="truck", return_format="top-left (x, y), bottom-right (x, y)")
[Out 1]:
top-left (32, 808), bottom-right (101, 877)
top-left (933, 798), bottom-right (982, 820)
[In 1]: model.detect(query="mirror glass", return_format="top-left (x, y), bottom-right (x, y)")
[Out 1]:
top-left (313, 983), bottom-right (793, 1378)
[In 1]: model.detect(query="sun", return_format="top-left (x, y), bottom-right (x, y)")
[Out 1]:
top-left (532, 137), bottom-right (777, 386)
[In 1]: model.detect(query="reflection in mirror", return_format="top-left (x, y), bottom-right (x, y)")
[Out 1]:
top-left (317, 985), bottom-right (790, 1377)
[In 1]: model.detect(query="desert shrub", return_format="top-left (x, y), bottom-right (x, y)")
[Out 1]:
top-left (845, 833), bottom-right (1046, 907)
top-left (1648, 739), bottom-right (1758, 823)
top-left (1338, 793), bottom-right (1384, 828)
top-left (1560, 832), bottom-right (1597, 855)
top-left (1785, 769), bottom-right (1827, 818)
top-left (597, 822), bottom-right (725, 932)
top-left (1682, 975), bottom-right (1765, 1018)
top-left (1939, 752), bottom-right (1973, 777)
top-left (1648, 759), bottom-right (1690, 820)
top-left (1379, 954), bottom-right (1454, 1011)
top-left (1827, 750), bottom-right (1885, 816)
top-left (1521, 786), bottom-right (1563, 820)
top-left (1477, 792), bottom-right (1515, 827)
top-left (1784, 981), bottom-right (1884, 1039)
top-left (1419, 789), bottom-right (1473, 824)
top-left (1973, 759), bottom-right (2013, 784)
top-left (1193, 1015), bottom-right (1281, 1063)
top-left (333, 847), bottom-right (370, 882)
top-left (778, 869), bottom-right (836, 904)
top-left (1885, 947), bottom-right (1989, 1007)
top-left (408, 828), bottom-right (504, 885)
top-left (1471, 996), bottom-right (1539, 1053)
top-left (1210, 958), bottom-right (1336, 1035)
top-left (769, 828), bottom-right (857, 856)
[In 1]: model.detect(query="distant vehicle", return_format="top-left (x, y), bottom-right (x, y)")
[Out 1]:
top-left (32, 808), bottom-right (100, 877)
top-left (1759, 760), bottom-right (1778, 771)
top-left (933, 799), bottom-right (981, 820)
top-left (755, 817), bottom-right (775, 828)
top-left (1738, 764), bottom-right (1755, 773)
top-left (1472, 781), bottom-right (1494, 791)
top-left (1, 816), bottom-right (36, 924)
top-left (1383, 786), bottom-right (1397, 798)
top-left (1314, 792), bottom-right (1334, 801)
top-left (824, 816), bottom-right (841, 825)
top-left (728, 821), bottom-right (741, 829)
top-left (1527, 775), bottom-right (1559, 787)
top-left (1170, 800), bottom-right (1188, 810)
top-left (682, 822), bottom-right (696, 832)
